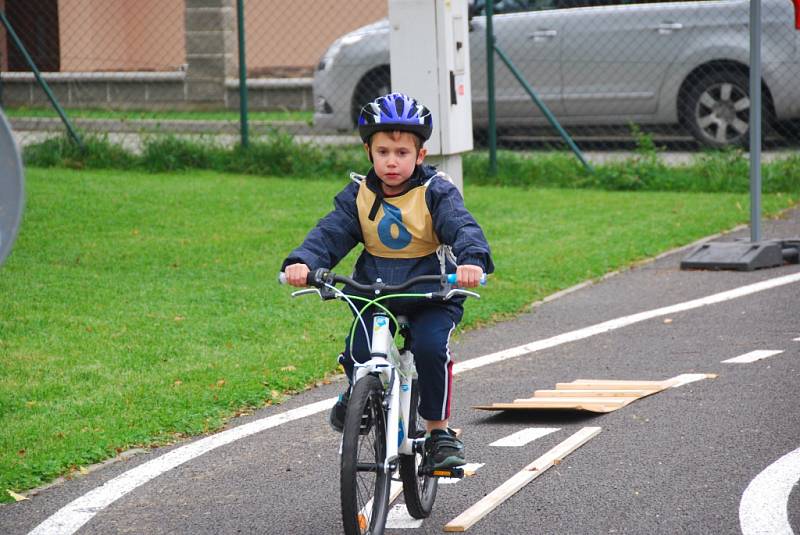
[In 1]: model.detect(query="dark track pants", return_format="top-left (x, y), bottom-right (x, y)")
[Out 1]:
top-left (339, 304), bottom-right (462, 421)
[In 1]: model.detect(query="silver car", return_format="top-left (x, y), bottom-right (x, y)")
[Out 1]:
top-left (313, 0), bottom-right (800, 148)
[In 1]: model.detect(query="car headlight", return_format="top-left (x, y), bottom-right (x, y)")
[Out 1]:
top-left (317, 33), bottom-right (365, 71)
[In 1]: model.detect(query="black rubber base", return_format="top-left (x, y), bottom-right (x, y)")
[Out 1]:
top-left (680, 239), bottom-right (800, 271)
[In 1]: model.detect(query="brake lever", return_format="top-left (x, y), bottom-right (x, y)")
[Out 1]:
top-left (291, 288), bottom-right (321, 298)
top-left (445, 289), bottom-right (481, 300)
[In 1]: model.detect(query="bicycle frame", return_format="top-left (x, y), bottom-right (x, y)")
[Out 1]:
top-left (351, 312), bottom-right (418, 468)
top-left (280, 268), bottom-right (483, 533)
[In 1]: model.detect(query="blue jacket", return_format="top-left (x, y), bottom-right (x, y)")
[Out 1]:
top-left (282, 164), bottom-right (494, 305)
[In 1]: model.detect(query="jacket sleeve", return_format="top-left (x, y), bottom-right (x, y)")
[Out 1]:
top-left (427, 179), bottom-right (494, 274)
top-left (281, 181), bottom-right (362, 271)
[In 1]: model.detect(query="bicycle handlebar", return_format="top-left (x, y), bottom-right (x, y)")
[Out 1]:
top-left (278, 269), bottom-right (486, 292)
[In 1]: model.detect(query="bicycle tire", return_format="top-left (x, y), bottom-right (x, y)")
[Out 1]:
top-left (340, 374), bottom-right (391, 535)
top-left (399, 379), bottom-right (438, 518)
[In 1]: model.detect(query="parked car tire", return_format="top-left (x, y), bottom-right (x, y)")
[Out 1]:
top-left (683, 70), bottom-right (774, 149)
top-left (350, 66), bottom-right (391, 127)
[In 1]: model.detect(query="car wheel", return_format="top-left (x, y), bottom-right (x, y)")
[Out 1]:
top-left (351, 66), bottom-right (391, 127)
top-left (684, 71), bottom-right (754, 149)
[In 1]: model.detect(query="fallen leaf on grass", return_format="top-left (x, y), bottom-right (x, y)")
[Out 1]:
top-left (280, 365), bottom-right (296, 372)
top-left (7, 490), bottom-right (28, 501)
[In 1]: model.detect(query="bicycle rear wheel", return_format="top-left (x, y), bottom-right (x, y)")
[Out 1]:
top-left (399, 379), bottom-right (438, 518)
top-left (340, 374), bottom-right (391, 535)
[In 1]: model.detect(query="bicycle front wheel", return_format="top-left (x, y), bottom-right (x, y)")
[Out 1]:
top-left (340, 374), bottom-right (391, 535)
top-left (399, 379), bottom-right (438, 518)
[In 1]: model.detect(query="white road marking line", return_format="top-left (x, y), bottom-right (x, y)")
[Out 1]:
top-left (722, 350), bottom-right (784, 364)
top-left (29, 270), bottom-right (800, 535)
top-left (454, 272), bottom-right (800, 374)
top-left (27, 398), bottom-right (336, 535)
top-left (793, 337), bottom-right (800, 342)
top-left (669, 373), bottom-right (714, 388)
top-left (739, 445), bottom-right (800, 535)
top-left (438, 463), bottom-right (484, 485)
top-left (444, 427), bottom-right (602, 532)
top-left (489, 428), bottom-right (560, 447)
top-left (386, 504), bottom-right (424, 528)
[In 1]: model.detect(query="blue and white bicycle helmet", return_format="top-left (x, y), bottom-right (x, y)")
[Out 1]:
top-left (357, 92), bottom-right (433, 143)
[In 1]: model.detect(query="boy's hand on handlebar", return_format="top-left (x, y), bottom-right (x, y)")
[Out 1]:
top-left (456, 265), bottom-right (484, 288)
top-left (285, 263), bottom-right (310, 287)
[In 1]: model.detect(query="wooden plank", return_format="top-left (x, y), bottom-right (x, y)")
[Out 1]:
top-left (570, 379), bottom-right (669, 385)
top-left (512, 396), bottom-right (635, 406)
top-left (388, 481), bottom-right (403, 504)
top-left (474, 401), bottom-right (622, 413)
top-left (555, 380), bottom-right (671, 391)
top-left (532, 388), bottom-right (654, 398)
top-left (443, 427), bottom-right (601, 532)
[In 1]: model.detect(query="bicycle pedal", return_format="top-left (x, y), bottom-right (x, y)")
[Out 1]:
top-left (420, 466), bottom-right (464, 478)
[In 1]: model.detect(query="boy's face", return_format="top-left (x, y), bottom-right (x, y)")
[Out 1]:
top-left (365, 131), bottom-right (427, 195)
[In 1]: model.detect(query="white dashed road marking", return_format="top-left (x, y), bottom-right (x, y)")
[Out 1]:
top-left (722, 350), bottom-right (784, 364)
top-left (29, 271), bottom-right (800, 535)
top-left (489, 428), bottom-right (560, 447)
top-left (386, 504), bottom-right (424, 529)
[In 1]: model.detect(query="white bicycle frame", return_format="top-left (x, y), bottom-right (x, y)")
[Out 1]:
top-left (351, 313), bottom-right (419, 471)
top-left (284, 272), bottom-right (481, 474)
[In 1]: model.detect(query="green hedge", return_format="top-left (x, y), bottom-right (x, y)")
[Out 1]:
top-left (23, 131), bottom-right (800, 194)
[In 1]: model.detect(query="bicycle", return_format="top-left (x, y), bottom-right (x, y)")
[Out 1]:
top-left (280, 268), bottom-right (483, 535)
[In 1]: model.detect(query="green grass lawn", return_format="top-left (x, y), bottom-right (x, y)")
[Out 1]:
top-left (0, 166), bottom-right (795, 501)
top-left (5, 106), bottom-right (313, 124)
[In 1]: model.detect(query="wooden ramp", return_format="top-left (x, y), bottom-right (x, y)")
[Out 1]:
top-left (474, 377), bottom-right (685, 413)
top-left (444, 427), bottom-right (602, 532)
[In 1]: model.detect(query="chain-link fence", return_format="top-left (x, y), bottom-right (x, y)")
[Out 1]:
top-left (1, 0), bottom-right (799, 154)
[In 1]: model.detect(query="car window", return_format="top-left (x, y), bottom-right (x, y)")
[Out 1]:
top-left (471, 0), bottom-right (560, 15)
top-left (558, 0), bottom-right (711, 7)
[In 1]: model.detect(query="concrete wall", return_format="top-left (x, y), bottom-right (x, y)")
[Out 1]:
top-left (1, 0), bottom-right (386, 111)
top-left (1, 0), bottom-right (385, 75)
top-left (244, 0), bottom-right (386, 76)
top-left (58, 0), bottom-right (186, 72)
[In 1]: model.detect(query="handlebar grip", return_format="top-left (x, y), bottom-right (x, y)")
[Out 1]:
top-left (278, 271), bottom-right (318, 286)
top-left (446, 273), bottom-right (488, 286)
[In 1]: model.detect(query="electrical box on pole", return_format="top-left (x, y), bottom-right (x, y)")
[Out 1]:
top-left (388, 0), bottom-right (473, 192)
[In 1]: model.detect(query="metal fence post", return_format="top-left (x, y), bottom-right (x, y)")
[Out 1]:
top-left (236, 0), bottom-right (249, 147)
top-left (485, 0), bottom-right (497, 175)
top-left (749, 0), bottom-right (762, 242)
top-left (0, 10), bottom-right (83, 149)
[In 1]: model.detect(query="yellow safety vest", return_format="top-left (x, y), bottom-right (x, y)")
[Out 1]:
top-left (355, 179), bottom-right (441, 259)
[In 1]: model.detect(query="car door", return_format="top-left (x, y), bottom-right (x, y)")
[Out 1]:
top-left (470, 0), bottom-right (565, 126)
top-left (560, 0), bottom-right (687, 117)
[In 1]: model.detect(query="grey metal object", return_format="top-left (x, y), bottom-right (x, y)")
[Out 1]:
top-left (680, 239), bottom-right (799, 271)
top-left (0, 108), bottom-right (24, 266)
top-left (680, 240), bottom-right (782, 271)
top-left (678, 0), bottom-right (797, 272)
top-left (749, 0), bottom-right (762, 243)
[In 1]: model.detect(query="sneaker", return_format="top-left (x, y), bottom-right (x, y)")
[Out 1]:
top-left (329, 389), bottom-right (349, 433)
top-left (425, 429), bottom-right (466, 469)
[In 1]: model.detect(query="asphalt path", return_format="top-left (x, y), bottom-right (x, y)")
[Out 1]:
top-left (2, 210), bottom-right (800, 535)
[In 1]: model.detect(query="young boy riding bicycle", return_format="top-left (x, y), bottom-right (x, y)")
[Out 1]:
top-left (282, 92), bottom-right (494, 469)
